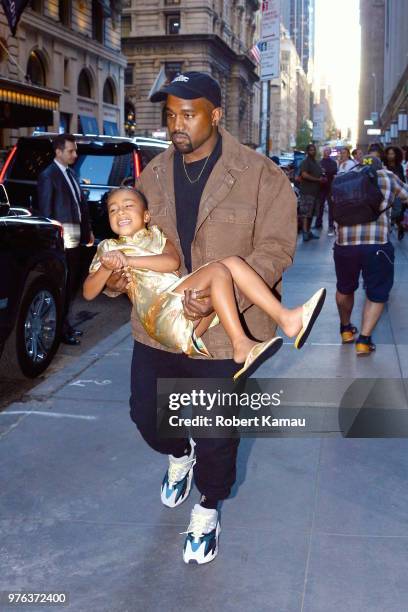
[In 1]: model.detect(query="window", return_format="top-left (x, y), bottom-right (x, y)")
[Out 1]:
top-left (103, 79), bottom-right (116, 105)
top-left (59, 0), bottom-right (71, 27)
top-left (92, 0), bottom-right (105, 43)
top-left (125, 101), bottom-right (136, 136)
top-left (165, 61), bottom-right (183, 82)
top-left (59, 112), bottom-right (71, 133)
top-left (30, 0), bottom-right (42, 12)
top-left (73, 152), bottom-right (132, 186)
top-left (121, 16), bottom-right (131, 36)
top-left (63, 59), bottom-right (69, 88)
top-left (167, 13), bottom-right (180, 35)
top-left (78, 69), bottom-right (93, 99)
top-left (27, 51), bottom-right (46, 86)
top-left (125, 65), bottom-right (134, 85)
top-left (165, 0), bottom-right (180, 4)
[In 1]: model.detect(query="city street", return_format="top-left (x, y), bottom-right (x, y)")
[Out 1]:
top-left (1, 229), bottom-right (408, 612)
top-left (0, 291), bottom-right (132, 410)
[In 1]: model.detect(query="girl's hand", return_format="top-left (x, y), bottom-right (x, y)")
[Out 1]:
top-left (101, 251), bottom-right (128, 270)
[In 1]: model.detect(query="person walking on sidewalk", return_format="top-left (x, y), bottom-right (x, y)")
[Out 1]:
top-left (384, 146), bottom-right (406, 240)
top-left (315, 147), bottom-right (337, 236)
top-left (334, 156), bottom-right (408, 354)
top-left (37, 134), bottom-right (93, 345)
top-left (299, 144), bottom-right (326, 241)
top-left (106, 71), bottom-right (297, 564)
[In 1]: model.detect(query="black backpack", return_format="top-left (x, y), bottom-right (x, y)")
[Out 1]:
top-left (332, 165), bottom-right (388, 226)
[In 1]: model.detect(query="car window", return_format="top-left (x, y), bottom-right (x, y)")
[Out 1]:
top-left (7, 141), bottom-right (53, 181)
top-left (73, 152), bottom-right (133, 186)
top-left (139, 146), bottom-right (167, 167)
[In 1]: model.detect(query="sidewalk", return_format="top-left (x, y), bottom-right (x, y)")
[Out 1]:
top-left (1, 229), bottom-right (408, 612)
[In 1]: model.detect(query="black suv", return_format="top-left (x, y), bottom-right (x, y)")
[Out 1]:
top-left (0, 134), bottom-right (169, 243)
top-left (0, 185), bottom-right (66, 378)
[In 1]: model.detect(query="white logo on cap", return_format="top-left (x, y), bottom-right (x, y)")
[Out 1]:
top-left (172, 75), bottom-right (189, 83)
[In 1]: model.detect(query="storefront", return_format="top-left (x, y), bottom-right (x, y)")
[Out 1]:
top-left (0, 76), bottom-right (59, 129)
top-left (0, 77), bottom-right (60, 159)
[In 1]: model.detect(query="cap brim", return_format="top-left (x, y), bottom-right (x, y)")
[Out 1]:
top-left (150, 82), bottom-right (204, 103)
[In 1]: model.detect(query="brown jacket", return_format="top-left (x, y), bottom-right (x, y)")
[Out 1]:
top-left (133, 127), bottom-right (297, 359)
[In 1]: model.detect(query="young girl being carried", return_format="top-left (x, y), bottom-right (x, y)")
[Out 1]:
top-left (83, 187), bottom-right (326, 381)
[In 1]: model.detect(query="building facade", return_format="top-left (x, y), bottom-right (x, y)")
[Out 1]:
top-left (267, 26), bottom-right (311, 156)
top-left (0, 0), bottom-right (126, 156)
top-left (281, 0), bottom-right (315, 76)
top-left (122, 0), bottom-right (260, 145)
top-left (313, 87), bottom-right (335, 144)
top-left (380, 0), bottom-right (408, 147)
top-left (357, 0), bottom-right (385, 148)
top-left (269, 33), bottom-right (299, 155)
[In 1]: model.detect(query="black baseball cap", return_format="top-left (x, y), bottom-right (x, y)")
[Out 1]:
top-left (150, 71), bottom-right (222, 108)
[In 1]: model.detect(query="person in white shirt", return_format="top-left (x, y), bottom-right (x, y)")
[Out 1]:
top-left (337, 147), bottom-right (356, 174)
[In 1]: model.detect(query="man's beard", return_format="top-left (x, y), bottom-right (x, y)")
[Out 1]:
top-left (171, 132), bottom-right (194, 153)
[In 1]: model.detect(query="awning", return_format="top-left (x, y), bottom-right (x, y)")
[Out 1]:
top-left (78, 115), bottom-right (99, 135)
top-left (103, 120), bottom-right (119, 136)
top-left (0, 76), bottom-right (60, 128)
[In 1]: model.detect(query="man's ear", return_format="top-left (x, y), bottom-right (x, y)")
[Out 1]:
top-left (144, 210), bottom-right (151, 223)
top-left (212, 107), bottom-right (223, 127)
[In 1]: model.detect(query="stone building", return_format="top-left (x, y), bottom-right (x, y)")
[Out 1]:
top-left (380, 0), bottom-right (408, 147)
top-left (357, 0), bottom-right (385, 148)
top-left (281, 0), bottom-right (315, 77)
top-left (269, 31), bottom-right (309, 155)
top-left (122, 0), bottom-right (260, 145)
top-left (0, 0), bottom-right (126, 155)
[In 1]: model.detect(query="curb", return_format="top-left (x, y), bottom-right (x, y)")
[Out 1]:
top-left (28, 323), bottom-right (132, 400)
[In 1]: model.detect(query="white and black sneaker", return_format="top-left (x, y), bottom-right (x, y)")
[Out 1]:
top-left (182, 504), bottom-right (220, 564)
top-left (161, 446), bottom-right (196, 508)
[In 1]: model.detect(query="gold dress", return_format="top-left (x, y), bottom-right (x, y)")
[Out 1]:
top-left (89, 225), bottom-right (215, 357)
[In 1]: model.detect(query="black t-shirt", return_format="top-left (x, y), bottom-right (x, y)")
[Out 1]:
top-left (299, 155), bottom-right (322, 197)
top-left (174, 135), bottom-right (222, 272)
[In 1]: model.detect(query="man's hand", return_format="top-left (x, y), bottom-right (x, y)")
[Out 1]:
top-left (105, 269), bottom-right (132, 294)
top-left (101, 251), bottom-right (128, 270)
top-left (182, 288), bottom-right (214, 321)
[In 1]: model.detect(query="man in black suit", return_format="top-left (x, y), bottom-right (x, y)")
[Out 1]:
top-left (38, 134), bottom-right (93, 345)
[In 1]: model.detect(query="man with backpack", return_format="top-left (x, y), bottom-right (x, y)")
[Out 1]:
top-left (332, 155), bottom-right (408, 354)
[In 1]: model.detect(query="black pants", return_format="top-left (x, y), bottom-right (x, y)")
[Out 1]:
top-left (63, 246), bottom-right (83, 334)
top-left (129, 341), bottom-right (240, 500)
top-left (316, 188), bottom-right (334, 228)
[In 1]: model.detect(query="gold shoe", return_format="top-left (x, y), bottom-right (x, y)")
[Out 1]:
top-left (355, 341), bottom-right (376, 355)
top-left (233, 337), bottom-right (283, 382)
top-left (341, 326), bottom-right (358, 344)
top-left (294, 288), bottom-right (326, 349)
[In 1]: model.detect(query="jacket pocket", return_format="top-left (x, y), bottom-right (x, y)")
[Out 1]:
top-left (205, 208), bottom-right (256, 258)
top-left (148, 204), bottom-right (168, 218)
